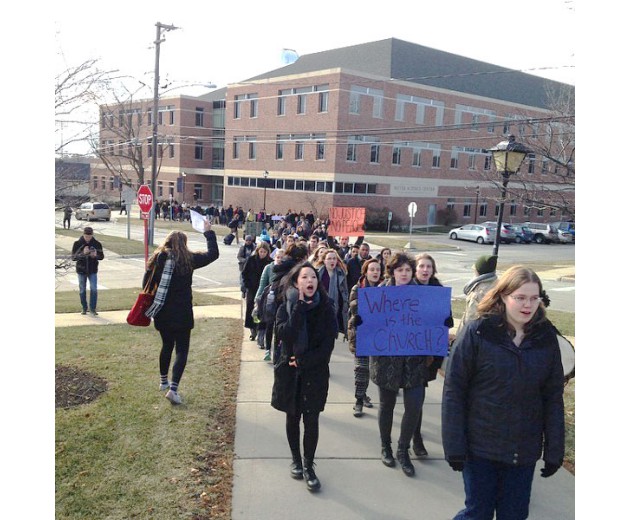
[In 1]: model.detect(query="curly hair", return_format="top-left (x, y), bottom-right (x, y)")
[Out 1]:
top-left (386, 252), bottom-right (416, 279)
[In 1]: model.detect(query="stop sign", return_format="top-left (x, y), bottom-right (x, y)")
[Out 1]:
top-left (137, 185), bottom-right (153, 213)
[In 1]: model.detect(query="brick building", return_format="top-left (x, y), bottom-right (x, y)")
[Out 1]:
top-left (94, 38), bottom-right (574, 227)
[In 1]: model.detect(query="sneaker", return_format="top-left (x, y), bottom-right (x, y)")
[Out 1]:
top-left (363, 395), bottom-right (374, 408)
top-left (353, 400), bottom-right (364, 417)
top-left (90, 310), bottom-right (99, 316)
top-left (263, 350), bottom-right (271, 361)
top-left (159, 382), bottom-right (170, 391)
top-left (165, 389), bottom-right (182, 405)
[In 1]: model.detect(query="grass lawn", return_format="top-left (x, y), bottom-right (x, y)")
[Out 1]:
top-left (55, 318), bottom-right (241, 520)
top-left (55, 288), bottom-right (235, 314)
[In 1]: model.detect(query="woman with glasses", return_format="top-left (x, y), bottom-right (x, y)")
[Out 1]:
top-left (442, 265), bottom-right (565, 520)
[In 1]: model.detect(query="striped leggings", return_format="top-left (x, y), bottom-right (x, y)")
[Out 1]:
top-left (354, 355), bottom-right (370, 400)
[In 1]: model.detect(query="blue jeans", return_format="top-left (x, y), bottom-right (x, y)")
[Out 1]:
top-left (78, 273), bottom-right (98, 311)
top-left (454, 457), bottom-right (535, 520)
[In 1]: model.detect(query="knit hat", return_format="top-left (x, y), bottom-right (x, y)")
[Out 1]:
top-left (83, 227), bottom-right (94, 235)
top-left (474, 255), bottom-right (498, 275)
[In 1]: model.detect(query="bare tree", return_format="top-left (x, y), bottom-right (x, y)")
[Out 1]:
top-left (469, 83), bottom-right (575, 220)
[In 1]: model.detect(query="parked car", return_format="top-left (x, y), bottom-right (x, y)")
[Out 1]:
top-left (523, 222), bottom-right (559, 244)
top-left (481, 222), bottom-right (517, 244)
top-left (550, 221), bottom-right (575, 243)
top-left (448, 224), bottom-right (495, 244)
top-left (511, 224), bottom-right (534, 244)
top-left (75, 202), bottom-right (111, 222)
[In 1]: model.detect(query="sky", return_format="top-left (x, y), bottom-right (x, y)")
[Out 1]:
top-left (54, 0), bottom-right (576, 93)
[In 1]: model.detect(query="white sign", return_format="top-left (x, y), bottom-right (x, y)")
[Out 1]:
top-left (408, 202), bottom-right (418, 218)
top-left (190, 209), bottom-right (208, 233)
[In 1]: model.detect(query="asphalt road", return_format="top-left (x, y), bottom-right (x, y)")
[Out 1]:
top-left (55, 212), bottom-right (575, 313)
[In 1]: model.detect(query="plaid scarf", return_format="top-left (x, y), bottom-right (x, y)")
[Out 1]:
top-left (145, 256), bottom-right (174, 318)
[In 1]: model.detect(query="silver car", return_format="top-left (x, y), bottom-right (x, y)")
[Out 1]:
top-left (482, 222), bottom-right (517, 244)
top-left (448, 224), bottom-right (495, 244)
top-left (75, 202), bottom-right (111, 222)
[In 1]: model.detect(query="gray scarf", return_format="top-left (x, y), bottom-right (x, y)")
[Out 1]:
top-left (285, 286), bottom-right (321, 356)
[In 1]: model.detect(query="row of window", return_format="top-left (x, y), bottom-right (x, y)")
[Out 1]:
top-left (227, 176), bottom-right (377, 195)
top-left (91, 176), bottom-right (207, 202)
top-left (448, 200), bottom-right (560, 219)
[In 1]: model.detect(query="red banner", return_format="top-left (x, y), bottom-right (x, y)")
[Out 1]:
top-left (327, 207), bottom-right (365, 237)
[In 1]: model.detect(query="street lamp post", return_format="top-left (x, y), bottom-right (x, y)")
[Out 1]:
top-left (487, 135), bottom-right (531, 257)
top-left (149, 21), bottom-right (179, 246)
top-left (262, 170), bottom-right (269, 214)
top-left (181, 172), bottom-right (186, 203)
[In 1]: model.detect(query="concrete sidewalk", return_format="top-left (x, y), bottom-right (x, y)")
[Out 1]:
top-left (231, 332), bottom-right (575, 520)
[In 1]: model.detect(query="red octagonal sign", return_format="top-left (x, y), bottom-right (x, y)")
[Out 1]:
top-left (137, 185), bottom-right (153, 214)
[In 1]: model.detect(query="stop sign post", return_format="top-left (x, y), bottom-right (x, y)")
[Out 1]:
top-left (137, 185), bottom-right (153, 268)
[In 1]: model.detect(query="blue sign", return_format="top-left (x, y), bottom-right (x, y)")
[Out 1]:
top-left (356, 285), bottom-right (451, 357)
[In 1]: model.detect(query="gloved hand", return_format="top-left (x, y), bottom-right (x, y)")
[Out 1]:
top-left (540, 462), bottom-right (560, 478)
top-left (448, 457), bottom-right (465, 472)
top-left (444, 316), bottom-right (454, 328)
top-left (354, 314), bottom-right (363, 327)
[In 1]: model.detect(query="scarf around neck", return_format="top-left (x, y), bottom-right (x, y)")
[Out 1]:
top-left (145, 255), bottom-right (174, 318)
top-left (285, 286), bottom-right (321, 356)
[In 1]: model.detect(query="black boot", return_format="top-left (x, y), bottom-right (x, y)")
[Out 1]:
top-left (290, 450), bottom-right (303, 480)
top-left (396, 447), bottom-right (415, 477)
top-left (413, 435), bottom-right (428, 458)
top-left (381, 443), bottom-right (396, 468)
top-left (303, 459), bottom-right (321, 491)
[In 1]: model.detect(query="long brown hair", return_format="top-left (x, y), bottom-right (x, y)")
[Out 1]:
top-left (148, 230), bottom-right (194, 274)
top-left (476, 265), bottom-right (547, 335)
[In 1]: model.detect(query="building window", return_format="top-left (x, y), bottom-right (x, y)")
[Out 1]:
top-left (169, 143), bottom-right (175, 158)
top-left (484, 156), bottom-right (492, 170)
top-left (463, 203), bottom-right (471, 217)
top-left (194, 184), bottom-right (203, 201)
top-left (296, 180), bottom-right (304, 190)
top-left (412, 149), bottom-right (421, 167)
top-left (367, 184), bottom-right (377, 194)
top-left (233, 139), bottom-right (240, 159)
top-left (148, 143), bottom-right (153, 158)
top-left (528, 154), bottom-right (536, 174)
top-left (109, 177), bottom-right (115, 190)
top-left (468, 154), bottom-right (476, 170)
top-left (392, 146), bottom-right (402, 165)
top-left (510, 200), bottom-right (517, 216)
top-left (479, 202), bottom-right (488, 217)
top-left (541, 159), bottom-right (549, 175)
top-left (316, 181), bottom-right (325, 192)
top-left (371, 144), bottom-right (380, 164)
top-left (347, 143), bottom-right (357, 162)
top-left (195, 108), bottom-right (204, 127)
top-left (450, 151), bottom-right (459, 169)
top-left (447, 198), bottom-right (455, 212)
top-left (250, 98), bottom-right (258, 118)
top-left (471, 113), bottom-right (480, 131)
top-left (316, 140), bottom-right (325, 160)
top-left (93, 176), bottom-right (98, 189)
top-left (249, 140), bottom-right (256, 160)
top-left (524, 206), bottom-right (531, 217)
top-left (285, 179), bottom-right (295, 190)
top-left (278, 89), bottom-right (290, 116)
top-left (349, 91), bottom-right (360, 114)
top-left (503, 119), bottom-right (511, 134)
top-left (295, 142), bottom-right (304, 160)
top-left (354, 183), bottom-right (367, 194)
top-left (432, 150), bottom-right (441, 168)
top-left (157, 181), bottom-right (163, 197)
top-left (318, 91), bottom-right (328, 113)
top-left (276, 142), bottom-right (284, 160)
top-left (304, 181), bottom-right (315, 191)
top-left (537, 207), bottom-right (545, 217)
top-left (195, 141), bottom-right (203, 160)
top-left (297, 93), bottom-right (307, 114)
top-left (234, 95), bottom-right (244, 119)
top-left (169, 182), bottom-right (175, 197)
top-left (494, 204), bottom-right (500, 218)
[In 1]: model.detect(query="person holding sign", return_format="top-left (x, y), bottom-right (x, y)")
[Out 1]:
top-left (369, 252), bottom-right (431, 477)
top-left (412, 253), bottom-right (454, 458)
top-left (442, 266), bottom-right (565, 520)
top-left (271, 262), bottom-right (338, 492)
top-left (347, 258), bottom-right (383, 417)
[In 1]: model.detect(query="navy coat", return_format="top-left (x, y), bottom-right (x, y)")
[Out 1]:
top-left (442, 315), bottom-right (565, 467)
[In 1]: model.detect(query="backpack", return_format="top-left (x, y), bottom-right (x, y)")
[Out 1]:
top-left (259, 283), bottom-right (278, 325)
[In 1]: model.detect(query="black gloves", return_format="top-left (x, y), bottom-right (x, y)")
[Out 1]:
top-left (444, 316), bottom-right (454, 328)
top-left (448, 457), bottom-right (465, 472)
top-left (540, 462), bottom-right (560, 478)
top-left (354, 314), bottom-right (363, 326)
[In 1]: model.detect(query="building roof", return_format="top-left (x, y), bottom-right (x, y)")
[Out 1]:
top-left (241, 38), bottom-right (571, 110)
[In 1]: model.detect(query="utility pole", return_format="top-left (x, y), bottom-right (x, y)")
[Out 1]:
top-left (149, 22), bottom-right (179, 246)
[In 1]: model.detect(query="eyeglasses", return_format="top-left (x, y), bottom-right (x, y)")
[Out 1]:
top-left (509, 295), bottom-right (543, 305)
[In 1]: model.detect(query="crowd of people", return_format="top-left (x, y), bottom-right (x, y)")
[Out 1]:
top-left (229, 212), bottom-right (566, 518)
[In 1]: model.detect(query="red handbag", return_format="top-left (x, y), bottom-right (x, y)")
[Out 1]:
top-left (127, 265), bottom-right (157, 327)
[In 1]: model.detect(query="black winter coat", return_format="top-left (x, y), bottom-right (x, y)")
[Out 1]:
top-left (142, 230), bottom-right (219, 332)
top-left (241, 253), bottom-right (272, 292)
top-left (72, 237), bottom-right (104, 274)
top-left (369, 278), bottom-right (430, 391)
top-left (442, 315), bottom-right (565, 467)
top-left (271, 293), bottom-right (337, 415)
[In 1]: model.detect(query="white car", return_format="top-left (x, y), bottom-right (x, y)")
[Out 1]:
top-left (448, 224), bottom-right (495, 244)
top-left (75, 202), bottom-right (111, 222)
